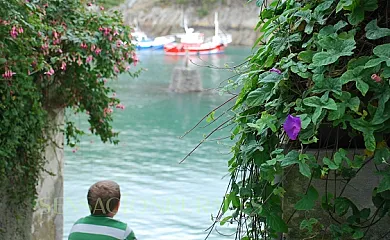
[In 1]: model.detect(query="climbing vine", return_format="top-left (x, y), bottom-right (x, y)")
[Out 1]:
top-left (0, 0), bottom-right (138, 203)
top-left (195, 0), bottom-right (390, 239)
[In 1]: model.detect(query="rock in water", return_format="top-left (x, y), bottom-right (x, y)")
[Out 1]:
top-left (169, 67), bottom-right (202, 93)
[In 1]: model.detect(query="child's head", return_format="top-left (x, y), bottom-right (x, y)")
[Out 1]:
top-left (87, 180), bottom-right (121, 217)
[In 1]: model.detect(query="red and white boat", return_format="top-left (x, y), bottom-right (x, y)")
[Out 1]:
top-left (164, 13), bottom-right (232, 56)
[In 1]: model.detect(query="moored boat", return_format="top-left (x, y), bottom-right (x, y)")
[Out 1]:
top-left (164, 12), bottom-right (232, 56)
top-left (133, 29), bottom-right (175, 50)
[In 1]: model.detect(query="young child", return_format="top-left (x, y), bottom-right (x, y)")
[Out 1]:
top-left (68, 180), bottom-right (137, 240)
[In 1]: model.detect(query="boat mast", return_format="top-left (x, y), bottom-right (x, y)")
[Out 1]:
top-left (214, 12), bottom-right (219, 37)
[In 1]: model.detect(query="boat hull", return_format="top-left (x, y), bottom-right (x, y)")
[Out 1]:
top-left (164, 43), bottom-right (225, 56)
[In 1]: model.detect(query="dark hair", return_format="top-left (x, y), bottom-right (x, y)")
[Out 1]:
top-left (87, 180), bottom-right (121, 216)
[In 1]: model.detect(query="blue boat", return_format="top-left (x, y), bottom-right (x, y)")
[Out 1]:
top-left (133, 30), bottom-right (175, 50)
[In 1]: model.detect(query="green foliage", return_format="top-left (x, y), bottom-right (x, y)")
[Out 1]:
top-left (218, 0), bottom-right (390, 239)
top-left (0, 0), bottom-right (138, 203)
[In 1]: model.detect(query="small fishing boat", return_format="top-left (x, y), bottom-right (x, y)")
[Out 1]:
top-left (164, 13), bottom-right (232, 56)
top-left (133, 29), bottom-right (175, 50)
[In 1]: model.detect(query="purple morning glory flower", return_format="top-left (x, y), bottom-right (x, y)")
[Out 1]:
top-left (270, 68), bottom-right (282, 75)
top-left (283, 115), bottom-right (301, 140)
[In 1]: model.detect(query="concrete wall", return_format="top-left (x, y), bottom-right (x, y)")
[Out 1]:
top-left (32, 108), bottom-right (64, 240)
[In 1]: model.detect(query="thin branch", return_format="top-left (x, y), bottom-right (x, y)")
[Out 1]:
top-left (180, 95), bottom-right (237, 139)
top-left (180, 117), bottom-right (233, 163)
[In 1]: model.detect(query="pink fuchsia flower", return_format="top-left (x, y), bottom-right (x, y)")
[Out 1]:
top-left (103, 107), bottom-right (113, 117)
top-left (371, 74), bottom-right (382, 83)
top-left (112, 92), bottom-right (117, 97)
top-left (87, 2), bottom-right (92, 6)
top-left (104, 28), bottom-right (111, 36)
top-left (125, 65), bottom-right (131, 71)
top-left (113, 65), bottom-right (119, 73)
top-left (53, 31), bottom-right (59, 39)
top-left (116, 40), bottom-right (123, 47)
top-left (116, 103), bottom-right (125, 110)
top-left (44, 68), bottom-right (55, 76)
top-left (108, 35), bottom-right (113, 41)
top-left (41, 43), bottom-right (49, 51)
top-left (113, 30), bottom-right (119, 36)
top-left (60, 61), bottom-right (66, 71)
top-left (2, 70), bottom-right (16, 79)
top-left (283, 115), bottom-right (301, 140)
top-left (80, 42), bottom-right (87, 49)
top-left (95, 48), bottom-right (102, 55)
top-left (91, 44), bottom-right (96, 51)
top-left (270, 68), bottom-right (281, 75)
top-left (77, 56), bottom-right (83, 66)
top-left (18, 27), bottom-right (23, 34)
top-left (132, 52), bottom-right (139, 66)
top-left (86, 55), bottom-right (93, 63)
top-left (10, 26), bottom-right (18, 39)
top-left (99, 26), bottom-right (104, 31)
top-left (100, 6), bottom-right (104, 10)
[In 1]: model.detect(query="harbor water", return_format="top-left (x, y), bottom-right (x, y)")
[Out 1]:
top-left (64, 47), bottom-right (251, 240)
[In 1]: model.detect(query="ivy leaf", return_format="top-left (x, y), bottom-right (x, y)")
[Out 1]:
top-left (312, 35), bottom-right (355, 66)
top-left (371, 87), bottom-right (390, 124)
top-left (312, 51), bottom-right (339, 66)
top-left (273, 187), bottom-right (286, 197)
top-left (323, 157), bottom-right (339, 170)
top-left (352, 230), bottom-right (364, 239)
top-left (364, 57), bottom-right (386, 68)
top-left (256, 0), bottom-right (265, 7)
top-left (267, 214), bottom-right (288, 233)
top-left (377, 176), bottom-right (390, 193)
top-left (350, 118), bottom-right (378, 151)
top-left (220, 216), bottom-right (232, 226)
top-left (373, 43), bottom-right (390, 59)
top-left (298, 50), bottom-right (315, 63)
top-left (335, 197), bottom-right (350, 216)
top-left (348, 7), bottom-right (364, 25)
top-left (300, 218), bottom-right (319, 232)
top-left (356, 78), bottom-right (369, 96)
top-left (365, 19), bottom-right (390, 40)
top-left (299, 162), bottom-right (311, 178)
top-left (336, 0), bottom-right (353, 12)
top-left (281, 150), bottom-right (299, 166)
top-left (303, 96), bottom-right (337, 124)
top-left (374, 147), bottom-right (390, 164)
top-left (340, 66), bottom-right (370, 96)
top-left (245, 84), bottom-right (273, 107)
top-left (294, 186), bottom-right (319, 210)
top-left (297, 114), bottom-right (311, 129)
top-left (261, 72), bottom-right (283, 83)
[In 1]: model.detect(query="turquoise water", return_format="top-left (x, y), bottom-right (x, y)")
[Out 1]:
top-left (64, 47), bottom-right (251, 240)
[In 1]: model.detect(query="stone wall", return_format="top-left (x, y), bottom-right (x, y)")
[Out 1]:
top-left (32, 108), bottom-right (64, 240)
top-left (283, 150), bottom-right (390, 239)
top-left (0, 187), bottom-right (33, 239)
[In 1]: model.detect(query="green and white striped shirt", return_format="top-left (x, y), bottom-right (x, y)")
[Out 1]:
top-left (68, 215), bottom-right (136, 240)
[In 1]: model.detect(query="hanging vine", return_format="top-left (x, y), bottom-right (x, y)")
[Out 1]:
top-left (183, 0), bottom-right (390, 239)
top-left (0, 0), bottom-right (139, 203)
